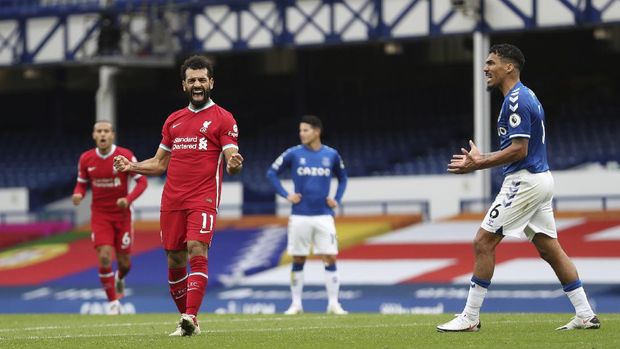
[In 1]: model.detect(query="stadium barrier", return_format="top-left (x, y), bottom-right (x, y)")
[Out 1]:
top-left (131, 200), bottom-right (430, 222)
top-left (460, 194), bottom-right (620, 214)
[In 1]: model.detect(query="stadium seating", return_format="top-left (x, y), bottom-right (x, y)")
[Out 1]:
top-left (2, 96), bottom-right (620, 210)
top-left (1, 63), bottom-right (619, 211)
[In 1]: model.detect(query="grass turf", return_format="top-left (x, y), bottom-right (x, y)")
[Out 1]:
top-left (0, 313), bottom-right (617, 349)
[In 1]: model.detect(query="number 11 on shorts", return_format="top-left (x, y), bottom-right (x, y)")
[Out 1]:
top-left (200, 212), bottom-right (213, 234)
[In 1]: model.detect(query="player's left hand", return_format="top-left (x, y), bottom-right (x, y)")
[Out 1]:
top-left (326, 198), bottom-right (338, 208)
top-left (448, 140), bottom-right (480, 174)
top-left (116, 197), bottom-right (129, 209)
top-left (227, 152), bottom-right (244, 173)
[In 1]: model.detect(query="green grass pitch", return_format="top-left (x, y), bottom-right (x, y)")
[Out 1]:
top-left (0, 313), bottom-right (618, 349)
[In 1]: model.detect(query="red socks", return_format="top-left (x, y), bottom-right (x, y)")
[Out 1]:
top-left (168, 267), bottom-right (188, 314)
top-left (98, 267), bottom-right (117, 301)
top-left (185, 256), bottom-right (208, 316)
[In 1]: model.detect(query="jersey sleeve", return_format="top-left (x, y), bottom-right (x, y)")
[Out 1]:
top-left (266, 148), bottom-right (294, 198)
top-left (507, 93), bottom-right (532, 139)
top-left (332, 151), bottom-right (348, 204)
top-left (219, 113), bottom-right (239, 151)
top-left (160, 116), bottom-right (173, 152)
top-left (127, 175), bottom-right (148, 204)
top-left (124, 150), bottom-right (148, 203)
top-left (73, 153), bottom-right (89, 195)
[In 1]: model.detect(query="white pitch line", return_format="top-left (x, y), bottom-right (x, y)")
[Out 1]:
top-left (0, 321), bottom-right (171, 333)
top-left (0, 323), bottom-right (430, 341)
top-left (0, 315), bottom-right (340, 333)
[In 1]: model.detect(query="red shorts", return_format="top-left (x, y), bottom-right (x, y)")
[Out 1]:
top-left (160, 209), bottom-right (217, 251)
top-left (91, 209), bottom-right (133, 253)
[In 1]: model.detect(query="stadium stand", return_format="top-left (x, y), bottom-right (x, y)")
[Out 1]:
top-left (1, 90), bottom-right (620, 209)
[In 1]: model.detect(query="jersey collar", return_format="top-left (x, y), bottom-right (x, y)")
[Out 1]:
top-left (188, 99), bottom-right (215, 113)
top-left (302, 144), bottom-right (323, 152)
top-left (507, 81), bottom-right (524, 96)
top-left (96, 144), bottom-right (116, 159)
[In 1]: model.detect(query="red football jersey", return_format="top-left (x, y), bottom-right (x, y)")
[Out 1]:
top-left (159, 100), bottom-right (239, 211)
top-left (74, 145), bottom-right (147, 213)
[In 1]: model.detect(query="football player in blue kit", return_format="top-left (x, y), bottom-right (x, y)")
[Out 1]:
top-left (267, 115), bottom-right (348, 315)
top-left (437, 44), bottom-right (600, 332)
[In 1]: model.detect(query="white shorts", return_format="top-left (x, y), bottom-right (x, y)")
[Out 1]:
top-left (287, 215), bottom-right (338, 256)
top-left (481, 170), bottom-right (557, 241)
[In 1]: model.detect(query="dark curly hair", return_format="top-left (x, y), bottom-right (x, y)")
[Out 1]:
top-left (180, 55), bottom-right (214, 80)
top-left (489, 44), bottom-right (525, 72)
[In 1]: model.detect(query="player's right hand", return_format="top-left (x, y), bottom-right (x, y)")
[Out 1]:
top-left (113, 155), bottom-right (131, 172)
top-left (72, 193), bottom-right (83, 206)
top-left (116, 197), bottom-right (129, 209)
top-left (448, 140), bottom-right (480, 174)
top-left (287, 193), bottom-right (302, 204)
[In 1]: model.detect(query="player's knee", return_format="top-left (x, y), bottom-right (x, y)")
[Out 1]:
top-left (322, 255), bottom-right (336, 265)
top-left (166, 250), bottom-right (187, 267)
top-left (118, 259), bottom-right (131, 272)
top-left (536, 246), bottom-right (554, 262)
top-left (292, 256), bottom-right (306, 264)
top-left (99, 255), bottom-right (112, 267)
top-left (187, 240), bottom-right (208, 258)
top-left (473, 237), bottom-right (493, 256)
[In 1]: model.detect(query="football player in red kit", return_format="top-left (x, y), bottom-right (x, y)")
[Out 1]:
top-left (73, 120), bottom-right (148, 314)
top-left (113, 55), bottom-right (243, 336)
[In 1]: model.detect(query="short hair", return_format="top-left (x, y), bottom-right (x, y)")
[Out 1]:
top-left (93, 120), bottom-right (115, 131)
top-left (180, 55), bottom-right (214, 80)
top-left (300, 115), bottom-right (322, 131)
top-left (489, 44), bottom-right (525, 72)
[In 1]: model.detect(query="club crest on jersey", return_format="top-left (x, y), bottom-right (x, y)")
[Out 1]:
top-left (299, 157), bottom-right (306, 165)
top-left (322, 157), bottom-right (331, 167)
top-left (509, 113), bottom-right (521, 128)
top-left (200, 120), bottom-right (212, 133)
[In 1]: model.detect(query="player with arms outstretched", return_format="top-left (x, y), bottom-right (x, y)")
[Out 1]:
top-left (267, 115), bottom-right (348, 315)
top-left (437, 44), bottom-right (599, 332)
top-left (114, 55), bottom-right (243, 336)
top-left (73, 120), bottom-right (148, 314)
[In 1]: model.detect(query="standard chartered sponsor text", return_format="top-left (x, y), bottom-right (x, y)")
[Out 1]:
top-left (173, 136), bottom-right (199, 150)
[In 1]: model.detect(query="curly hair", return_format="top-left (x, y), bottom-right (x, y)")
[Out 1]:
top-left (180, 55), bottom-right (214, 80)
top-left (489, 44), bottom-right (525, 72)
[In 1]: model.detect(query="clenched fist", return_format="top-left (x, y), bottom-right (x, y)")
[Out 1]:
top-left (114, 155), bottom-right (132, 172)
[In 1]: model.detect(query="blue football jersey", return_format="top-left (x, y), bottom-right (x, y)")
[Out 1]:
top-left (266, 144), bottom-right (348, 216)
top-left (497, 81), bottom-right (550, 175)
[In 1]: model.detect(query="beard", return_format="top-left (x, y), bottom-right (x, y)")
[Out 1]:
top-left (187, 87), bottom-right (211, 108)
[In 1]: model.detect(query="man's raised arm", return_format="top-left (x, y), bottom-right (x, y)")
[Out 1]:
top-left (114, 147), bottom-right (171, 176)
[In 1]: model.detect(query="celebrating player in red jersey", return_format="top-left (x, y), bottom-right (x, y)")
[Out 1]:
top-left (73, 120), bottom-right (148, 315)
top-left (113, 55), bottom-right (243, 336)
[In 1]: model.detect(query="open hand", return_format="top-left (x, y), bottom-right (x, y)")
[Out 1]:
top-left (447, 140), bottom-right (480, 174)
